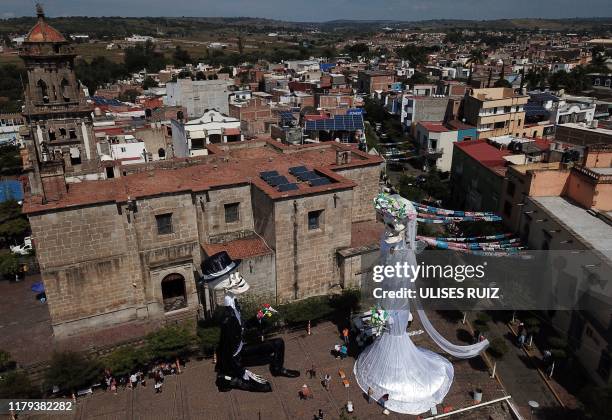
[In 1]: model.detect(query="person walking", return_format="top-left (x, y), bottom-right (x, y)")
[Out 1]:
top-left (342, 328), bottom-right (349, 345)
top-left (154, 371), bottom-right (164, 393)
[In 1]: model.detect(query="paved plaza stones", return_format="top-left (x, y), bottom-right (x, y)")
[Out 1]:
top-left (17, 316), bottom-right (514, 420)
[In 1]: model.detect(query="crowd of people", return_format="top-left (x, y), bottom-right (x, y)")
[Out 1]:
top-left (102, 361), bottom-right (181, 395)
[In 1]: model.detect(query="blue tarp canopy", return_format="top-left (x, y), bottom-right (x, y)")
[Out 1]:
top-left (0, 180), bottom-right (24, 202)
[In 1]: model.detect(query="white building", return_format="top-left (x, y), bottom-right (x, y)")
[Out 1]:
top-left (171, 110), bottom-right (242, 157)
top-left (126, 35), bottom-right (155, 43)
top-left (415, 122), bottom-right (458, 172)
top-left (165, 78), bottom-right (232, 117)
top-left (110, 137), bottom-right (147, 164)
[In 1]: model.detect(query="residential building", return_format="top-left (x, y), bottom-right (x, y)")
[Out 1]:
top-left (229, 97), bottom-right (277, 137)
top-left (450, 137), bottom-right (549, 212)
top-left (462, 87), bottom-right (528, 138)
top-left (414, 121), bottom-right (476, 172)
top-left (171, 109), bottom-right (242, 157)
top-left (165, 78), bottom-right (232, 117)
top-left (555, 122), bottom-right (612, 146)
top-left (514, 145), bottom-right (612, 386)
top-left (356, 70), bottom-right (395, 94)
top-left (400, 95), bottom-right (454, 134)
top-left (0, 113), bottom-right (25, 145)
top-left (303, 114), bottom-right (366, 144)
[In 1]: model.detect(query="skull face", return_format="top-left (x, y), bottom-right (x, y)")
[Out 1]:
top-left (382, 212), bottom-right (407, 237)
top-left (212, 271), bottom-right (250, 295)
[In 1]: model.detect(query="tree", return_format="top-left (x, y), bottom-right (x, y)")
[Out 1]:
top-left (0, 200), bottom-right (29, 246)
top-left (399, 174), bottom-right (426, 202)
top-left (237, 35), bottom-right (244, 55)
top-left (118, 89), bottom-right (140, 103)
top-left (0, 371), bottom-right (39, 398)
top-left (395, 45), bottom-right (430, 67)
top-left (0, 144), bottom-right (22, 176)
top-left (343, 43), bottom-right (370, 60)
top-left (45, 352), bottom-right (102, 394)
top-left (177, 70), bottom-right (192, 80)
top-left (142, 76), bottom-right (158, 90)
top-left (494, 78), bottom-right (512, 88)
top-left (0, 252), bottom-right (20, 278)
top-left (146, 325), bottom-right (196, 360)
top-left (408, 71), bottom-right (430, 86)
top-left (103, 347), bottom-right (150, 378)
top-left (124, 41), bottom-right (167, 73)
top-left (466, 49), bottom-right (486, 86)
top-left (0, 64), bottom-right (26, 113)
top-left (75, 56), bottom-right (128, 94)
top-left (487, 337), bottom-right (509, 359)
top-left (173, 45), bottom-right (192, 67)
top-left (198, 326), bottom-right (221, 356)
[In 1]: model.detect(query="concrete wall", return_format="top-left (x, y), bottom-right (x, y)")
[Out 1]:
top-left (165, 79), bottom-right (230, 117)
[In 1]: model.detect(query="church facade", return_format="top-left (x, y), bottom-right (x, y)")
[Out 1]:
top-left (20, 7), bottom-right (384, 346)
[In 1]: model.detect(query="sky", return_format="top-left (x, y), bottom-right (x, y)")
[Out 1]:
top-left (1, 0), bottom-right (612, 22)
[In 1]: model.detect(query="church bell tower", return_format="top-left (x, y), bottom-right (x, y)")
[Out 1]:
top-left (19, 4), bottom-right (100, 199)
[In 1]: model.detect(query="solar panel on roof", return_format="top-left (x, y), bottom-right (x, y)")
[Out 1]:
top-left (278, 183), bottom-right (299, 192)
top-left (296, 171), bottom-right (319, 181)
top-left (266, 175), bottom-right (289, 186)
top-left (289, 166), bottom-right (309, 174)
top-left (309, 177), bottom-right (332, 187)
top-left (260, 170), bottom-right (279, 180)
top-left (279, 111), bottom-right (295, 121)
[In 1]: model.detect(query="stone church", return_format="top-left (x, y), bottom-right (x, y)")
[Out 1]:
top-left (20, 5), bottom-right (101, 203)
top-left (20, 7), bottom-right (384, 346)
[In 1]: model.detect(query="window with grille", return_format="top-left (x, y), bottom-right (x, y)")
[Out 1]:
top-left (308, 210), bottom-right (323, 230)
top-left (156, 213), bottom-right (173, 235)
top-left (224, 203), bottom-right (240, 223)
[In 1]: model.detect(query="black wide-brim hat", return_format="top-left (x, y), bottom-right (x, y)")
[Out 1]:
top-left (201, 251), bottom-right (241, 281)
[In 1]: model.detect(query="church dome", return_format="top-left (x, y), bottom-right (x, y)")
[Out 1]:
top-left (25, 4), bottom-right (66, 43)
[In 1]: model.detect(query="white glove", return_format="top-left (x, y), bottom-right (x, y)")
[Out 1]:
top-left (243, 369), bottom-right (268, 384)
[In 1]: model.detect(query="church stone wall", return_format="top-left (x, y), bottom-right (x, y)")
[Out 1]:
top-left (28, 203), bottom-right (145, 338)
top-left (335, 164), bottom-right (382, 222)
top-left (272, 189), bottom-right (353, 302)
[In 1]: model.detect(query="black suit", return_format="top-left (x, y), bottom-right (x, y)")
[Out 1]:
top-left (217, 305), bottom-right (285, 379)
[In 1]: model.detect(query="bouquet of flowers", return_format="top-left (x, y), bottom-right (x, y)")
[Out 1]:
top-left (374, 193), bottom-right (413, 221)
top-left (367, 306), bottom-right (390, 337)
top-left (256, 303), bottom-right (278, 321)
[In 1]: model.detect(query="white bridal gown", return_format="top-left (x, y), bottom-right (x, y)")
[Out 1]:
top-left (354, 224), bottom-right (488, 414)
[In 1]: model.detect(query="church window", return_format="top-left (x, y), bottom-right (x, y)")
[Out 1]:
top-left (38, 80), bottom-right (49, 103)
top-left (161, 274), bottom-right (187, 312)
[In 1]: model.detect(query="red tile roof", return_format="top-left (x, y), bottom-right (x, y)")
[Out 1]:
top-left (202, 236), bottom-right (273, 259)
top-left (455, 139), bottom-right (511, 169)
top-left (25, 17), bottom-right (66, 43)
top-left (24, 139), bottom-right (383, 214)
top-left (419, 121), bottom-right (449, 133)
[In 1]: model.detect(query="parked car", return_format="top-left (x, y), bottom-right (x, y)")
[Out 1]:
top-left (10, 237), bottom-right (32, 255)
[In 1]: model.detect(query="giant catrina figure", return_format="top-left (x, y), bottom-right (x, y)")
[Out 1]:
top-left (201, 251), bottom-right (300, 392)
top-left (353, 193), bottom-right (489, 414)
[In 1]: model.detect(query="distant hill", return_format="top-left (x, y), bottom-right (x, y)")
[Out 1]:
top-left (0, 16), bottom-right (611, 38)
